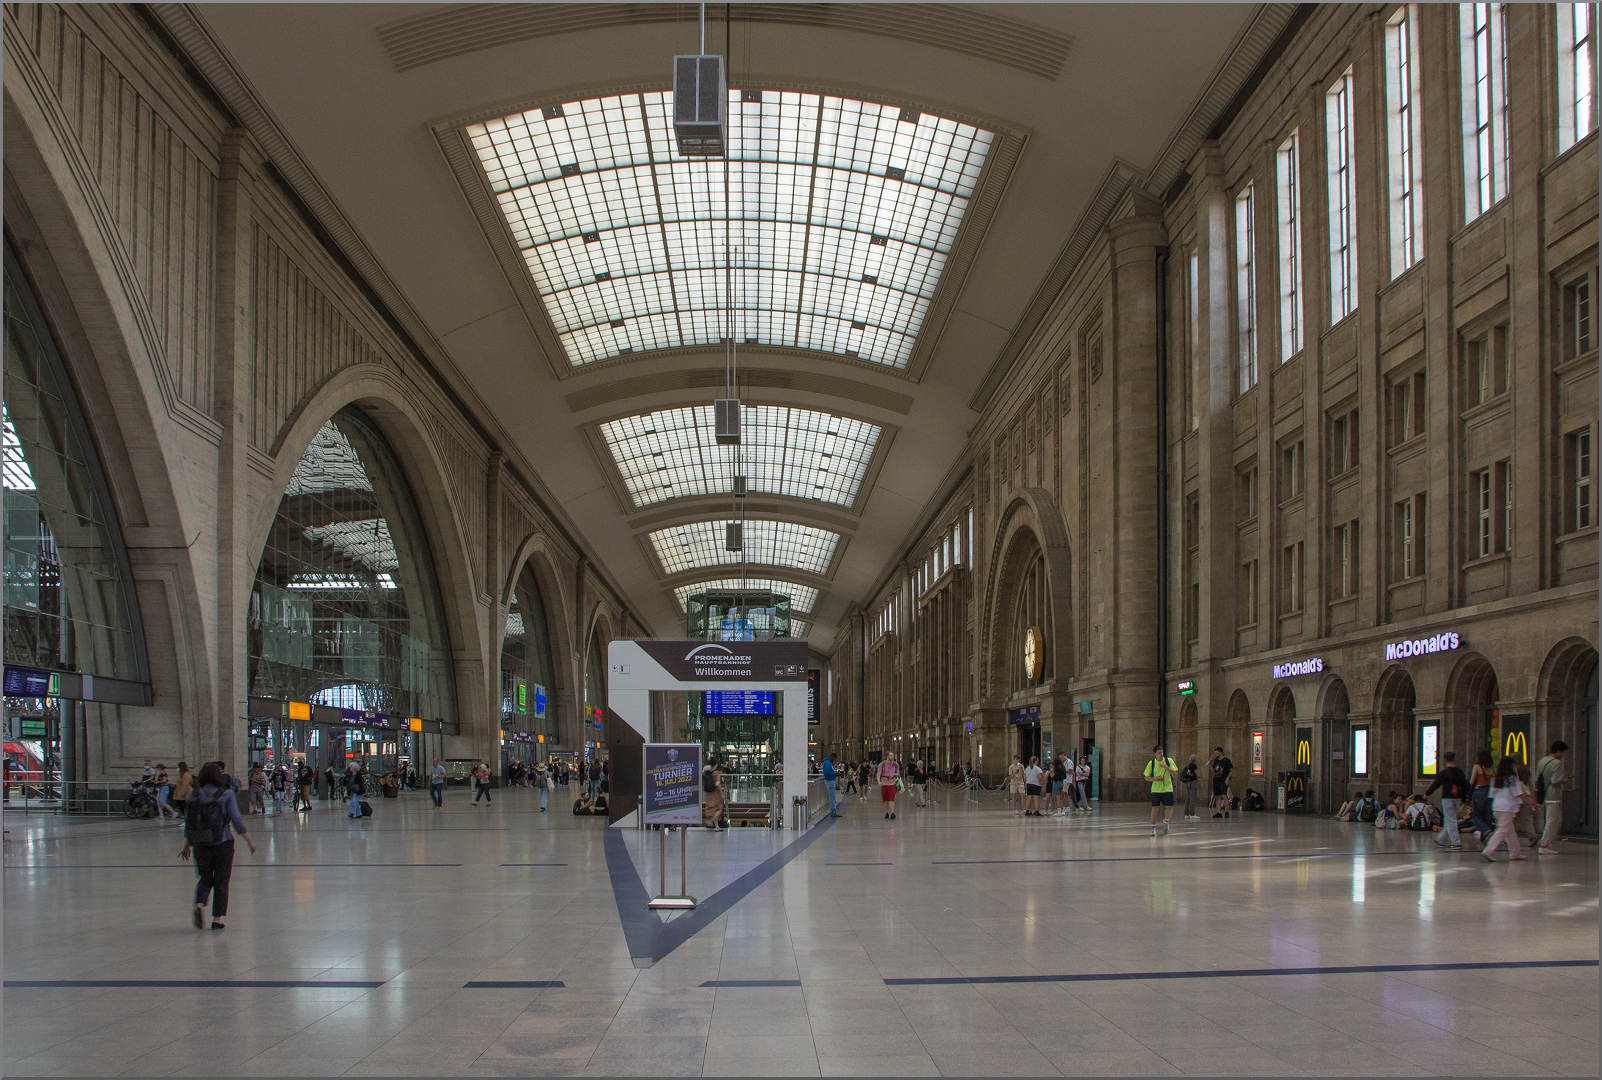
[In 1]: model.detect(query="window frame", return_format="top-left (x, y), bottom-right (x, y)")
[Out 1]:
top-left (1327, 67), bottom-right (1359, 322)
top-left (1461, 3), bottom-right (1509, 223)
top-left (1235, 182), bottom-right (1258, 394)
top-left (1275, 132), bottom-right (1304, 361)
top-left (1386, 6), bottom-right (1425, 277)
top-left (1558, 1), bottom-right (1598, 153)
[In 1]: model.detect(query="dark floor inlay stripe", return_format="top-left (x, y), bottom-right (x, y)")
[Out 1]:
top-left (462, 980), bottom-right (565, 988)
top-left (4, 862), bottom-right (462, 869)
top-left (885, 959), bottom-right (1600, 987)
top-left (700, 979), bottom-right (803, 987)
top-left (5, 979), bottom-right (385, 988)
top-left (932, 850), bottom-right (1445, 864)
top-left (499, 862), bottom-right (568, 866)
top-left (826, 861), bottom-right (892, 866)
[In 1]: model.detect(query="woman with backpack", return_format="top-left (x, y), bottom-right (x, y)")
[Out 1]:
top-left (877, 754), bottom-right (900, 820)
top-left (343, 764), bottom-right (364, 818)
top-left (1467, 749), bottom-right (1497, 842)
top-left (180, 762), bottom-right (256, 930)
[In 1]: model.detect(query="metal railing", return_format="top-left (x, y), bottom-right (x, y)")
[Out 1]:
top-left (4, 780), bottom-right (154, 817)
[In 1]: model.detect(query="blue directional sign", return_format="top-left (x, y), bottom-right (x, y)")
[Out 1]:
top-left (702, 691), bottom-right (774, 715)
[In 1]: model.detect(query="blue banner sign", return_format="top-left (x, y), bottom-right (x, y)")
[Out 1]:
top-left (1008, 704), bottom-right (1040, 725)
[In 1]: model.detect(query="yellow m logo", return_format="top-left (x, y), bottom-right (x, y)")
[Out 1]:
top-left (1504, 731), bottom-right (1528, 763)
top-left (1297, 741), bottom-right (1311, 766)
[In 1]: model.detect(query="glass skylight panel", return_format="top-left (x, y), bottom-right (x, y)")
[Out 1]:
top-left (3, 408), bottom-right (36, 492)
top-left (285, 422), bottom-right (372, 497)
top-left (467, 91), bottom-right (992, 368)
top-left (600, 404), bottom-right (879, 508)
top-left (673, 578), bottom-right (819, 614)
top-left (650, 520), bottom-right (838, 576)
top-left (301, 519), bottom-right (398, 576)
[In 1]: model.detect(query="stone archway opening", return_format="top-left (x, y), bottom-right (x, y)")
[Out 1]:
top-left (1373, 666), bottom-right (1417, 799)
top-left (1178, 697), bottom-right (1199, 763)
top-left (1446, 653), bottom-right (1500, 763)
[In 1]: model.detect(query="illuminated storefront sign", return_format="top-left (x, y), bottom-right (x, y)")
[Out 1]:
top-left (1272, 657), bottom-right (1324, 679)
top-left (1175, 680), bottom-right (1196, 695)
top-left (1384, 631), bottom-right (1460, 661)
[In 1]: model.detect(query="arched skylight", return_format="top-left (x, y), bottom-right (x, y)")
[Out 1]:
top-left (600, 404), bottom-right (879, 509)
top-left (649, 520), bottom-right (838, 576)
top-left (672, 578), bottom-right (819, 615)
top-left (468, 90), bottom-right (992, 368)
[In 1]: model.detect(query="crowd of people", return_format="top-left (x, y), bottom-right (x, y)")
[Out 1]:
top-left (1332, 741), bottom-right (1571, 862)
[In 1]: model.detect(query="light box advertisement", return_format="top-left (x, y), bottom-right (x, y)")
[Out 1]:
top-left (642, 743), bottom-right (703, 826)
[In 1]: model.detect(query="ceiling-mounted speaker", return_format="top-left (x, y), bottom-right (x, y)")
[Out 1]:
top-left (733, 475), bottom-right (747, 498)
top-left (714, 398), bottom-right (740, 445)
top-left (673, 55), bottom-right (726, 157)
top-left (725, 523), bottom-right (743, 552)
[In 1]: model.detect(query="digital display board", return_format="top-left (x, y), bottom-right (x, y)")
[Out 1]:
top-left (703, 691), bottom-right (774, 715)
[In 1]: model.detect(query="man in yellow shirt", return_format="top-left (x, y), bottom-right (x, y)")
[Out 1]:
top-left (1145, 744), bottom-right (1178, 836)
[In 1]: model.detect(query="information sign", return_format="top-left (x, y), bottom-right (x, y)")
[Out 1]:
top-left (807, 670), bottom-right (819, 724)
top-left (642, 743), bottom-right (703, 825)
top-left (4, 666), bottom-right (51, 697)
top-left (703, 690), bottom-right (774, 715)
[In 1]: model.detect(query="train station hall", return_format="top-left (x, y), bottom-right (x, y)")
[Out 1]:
top-left (1, 2), bottom-right (1598, 1076)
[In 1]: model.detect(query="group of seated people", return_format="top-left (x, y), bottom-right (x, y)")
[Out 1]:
top-left (573, 790), bottom-right (608, 815)
top-left (1333, 789), bottom-right (1447, 830)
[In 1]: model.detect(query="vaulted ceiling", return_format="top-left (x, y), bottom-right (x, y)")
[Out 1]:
top-left (179, 2), bottom-right (1287, 649)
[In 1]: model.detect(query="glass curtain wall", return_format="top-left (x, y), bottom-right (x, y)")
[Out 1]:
top-left (248, 409), bottom-right (457, 777)
top-left (4, 245), bottom-right (147, 797)
top-left (501, 563), bottom-right (557, 763)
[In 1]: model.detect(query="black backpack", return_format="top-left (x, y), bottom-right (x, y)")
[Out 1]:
top-left (184, 788), bottom-right (228, 846)
top-left (1535, 758), bottom-right (1550, 803)
top-left (702, 768), bottom-right (717, 793)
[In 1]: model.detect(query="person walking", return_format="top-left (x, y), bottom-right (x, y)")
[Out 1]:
top-left (822, 754), bottom-right (840, 817)
top-left (1424, 751), bottom-right (1470, 849)
top-left (473, 763), bottom-right (493, 805)
top-left (1145, 745), bottom-right (1178, 836)
top-left (323, 763), bottom-right (337, 806)
top-left (180, 762), bottom-right (256, 930)
top-left (1533, 741), bottom-right (1569, 856)
top-left (343, 763), bottom-right (364, 818)
top-left (1179, 755), bottom-right (1200, 820)
top-left (858, 760), bottom-right (872, 802)
top-left (1482, 755), bottom-right (1532, 862)
top-left (170, 762), bottom-right (193, 823)
top-left (841, 759), bottom-right (857, 798)
top-left (247, 762), bottom-right (267, 815)
top-left (877, 755), bottom-right (900, 820)
top-left (1467, 749), bottom-right (1497, 841)
top-left (910, 759), bottom-right (928, 807)
top-left (1208, 747), bottom-right (1233, 819)
top-left (292, 761), bottom-right (311, 812)
top-left (1008, 755), bottom-right (1026, 815)
top-left (535, 761), bottom-right (550, 811)
top-left (1022, 756), bottom-right (1044, 817)
top-left (1075, 755), bottom-right (1092, 811)
top-left (429, 758), bottom-right (445, 809)
top-left (270, 766), bottom-right (288, 815)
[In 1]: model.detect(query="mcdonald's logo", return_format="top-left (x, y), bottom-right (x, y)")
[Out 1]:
top-left (1504, 730), bottom-right (1528, 763)
top-left (1297, 740), bottom-right (1311, 766)
top-left (1287, 774), bottom-right (1305, 791)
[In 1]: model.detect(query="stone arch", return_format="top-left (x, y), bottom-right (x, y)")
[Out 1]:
top-left (1268, 683), bottom-right (1297, 726)
top-left (1317, 677), bottom-right (1351, 722)
top-left (3, 132), bottom-right (228, 769)
top-left (1225, 689), bottom-right (1251, 763)
top-left (1536, 637), bottom-right (1599, 717)
top-left (1536, 638), bottom-right (1599, 799)
top-left (980, 487), bottom-right (1073, 699)
top-left (255, 366), bottom-right (493, 757)
top-left (1178, 696), bottom-right (1199, 763)
top-left (499, 533), bottom-right (579, 750)
top-left (1372, 665), bottom-right (1418, 797)
top-left (1444, 652), bottom-right (1499, 761)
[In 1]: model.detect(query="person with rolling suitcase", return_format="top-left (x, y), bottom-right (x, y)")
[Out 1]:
top-left (343, 763), bottom-right (364, 818)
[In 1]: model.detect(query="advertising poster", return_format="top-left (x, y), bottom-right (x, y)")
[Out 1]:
top-left (642, 743), bottom-right (703, 825)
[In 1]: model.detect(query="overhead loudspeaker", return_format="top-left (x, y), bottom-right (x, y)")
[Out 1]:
top-left (714, 398), bottom-right (740, 444)
top-left (733, 475), bottom-right (747, 497)
top-left (725, 523), bottom-right (743, 552)
top-left (673, 55), bottom-right (726, 157)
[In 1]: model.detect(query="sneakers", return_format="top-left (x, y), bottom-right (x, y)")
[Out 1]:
top-left (1162, 820), bottom-right (1170, 835)
top-left (1151, 825), bottom-right (1158, 836)
top-left (1538, 847), bottom-right (1561, 856)
top-left (192, 904), bottom-right (204, 930)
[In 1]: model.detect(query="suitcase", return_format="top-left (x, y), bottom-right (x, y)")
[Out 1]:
top-left (358, 800), bottom-right (373, 817)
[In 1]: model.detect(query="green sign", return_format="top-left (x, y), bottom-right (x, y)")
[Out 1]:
top-left (18, 719), bottom-right (46, 738)
top-left (516, 680), bottom-right (528, 714)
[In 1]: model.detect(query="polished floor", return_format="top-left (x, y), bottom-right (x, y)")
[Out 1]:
top-left (2, 782), bottom-right (1597, 1077)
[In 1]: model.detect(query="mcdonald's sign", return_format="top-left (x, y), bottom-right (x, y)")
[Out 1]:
top-left (1295, 727), bottom-right (1312, 768)
top-left (1500, 714), bottom-right (1532, 765)
top-left (1285, 770), bottom-right (1307, 810)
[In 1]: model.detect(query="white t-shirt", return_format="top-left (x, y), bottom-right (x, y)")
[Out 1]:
top-left (1023, 765), bottom-right (1043, 786)
top-left (1075, 764), bottom-right (1090, 783)
top-left (1490, 778), bottom-right (1525, 814)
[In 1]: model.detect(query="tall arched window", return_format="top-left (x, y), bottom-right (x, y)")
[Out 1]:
top-left (583, 632), bottom-right (606, 744)
top-left (1009, 550), bottom-right (1052, 694)
top-left (502, 563), bottom-right (557, 745)
top-left (3, 245), bottom-right (145, 689)
top-left (248, 408), bottom-right (456, 725)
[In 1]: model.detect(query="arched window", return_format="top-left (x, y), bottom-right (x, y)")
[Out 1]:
top-left (583, 631), bottom-right (606, 744)
top-left (502, 563), bottom-right (557, 741)
top-left (248, 408), bottom-right (456, 725)
top-left (1009, 550), bottom-right (1052, 694)
top-left (3, 245), bottom-right (145, 688)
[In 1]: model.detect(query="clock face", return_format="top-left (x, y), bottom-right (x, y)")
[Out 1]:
top-left (1023, 626), bottom-right (1044, 682)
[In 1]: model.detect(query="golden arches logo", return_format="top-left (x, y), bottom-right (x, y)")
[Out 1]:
top-left (1504, 731), bottom-right (1528, 763)
top-left (1287, 774), bottom-right (1305, 791)
top-left (1297, 740), bottom-right (1311, 766)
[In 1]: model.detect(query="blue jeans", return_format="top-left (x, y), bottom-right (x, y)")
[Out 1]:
top-left (1469, 787), bottom-right (1496, 836)
top-left (825, 779), bottom-right (837, 815)
top-left (540, 785), bottom-right (548, 810)
top-left (348, 791), bottom-right (360, 816)
top-left (429, 782), bottom-right (443, 807)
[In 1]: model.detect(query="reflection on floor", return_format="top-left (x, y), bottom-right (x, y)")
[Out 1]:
top-left (4, 783), bottom-right (1597, 1076)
